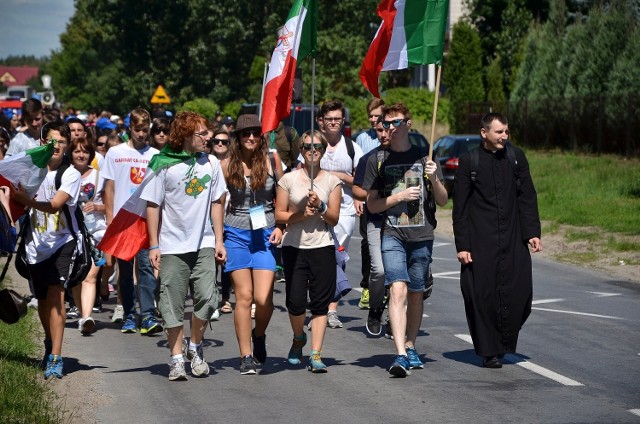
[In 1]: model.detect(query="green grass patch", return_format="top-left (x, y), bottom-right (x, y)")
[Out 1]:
top-left (527, 151), bottom-right (640, 235)
top-left (565, 230), bottom-right (600, 243)
top-left (605, 236), bottom-right (640, 252)
top-left (0, 311), bottom-right (63, 424)
top-left (556, 251), bottom-right (598, 264)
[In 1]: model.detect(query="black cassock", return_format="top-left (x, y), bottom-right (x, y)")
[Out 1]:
top-left (453, 145), bottom-right (540, 357)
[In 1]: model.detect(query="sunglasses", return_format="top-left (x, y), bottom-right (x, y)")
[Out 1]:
top-left (96, 142), bottom-right (106, 147)
top-left (301, 143), bottom-right (325, 151)
top-left (153, 128), bottom-right (168, 135)
top-left (240, 130), bottom-right (260, 138)
top-left (212, 138), bottom-right (229, 146)
top-left (381, 118), bottom-right (408, 129)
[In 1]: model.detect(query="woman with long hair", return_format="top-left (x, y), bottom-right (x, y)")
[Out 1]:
top-left (68, 137), bottom-right (107, 334)
top-left (275, 130), bottom-right (341, 372)
top-left (221, 114), bottom-right (283, 374)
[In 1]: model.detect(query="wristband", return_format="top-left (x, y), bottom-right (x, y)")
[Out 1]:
top-left (149, 245), bottom-right (160, 250)
top-left (318, 201), bottom-right (328, 215)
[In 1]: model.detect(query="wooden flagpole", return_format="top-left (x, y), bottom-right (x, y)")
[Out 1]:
top-left (428, 65), bottom-right (442, 161)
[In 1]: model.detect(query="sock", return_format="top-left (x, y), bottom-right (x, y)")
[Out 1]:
top-left (171, 354), bottom-right (184, 363)
top-left (189, 341), bottom-right (200, 351)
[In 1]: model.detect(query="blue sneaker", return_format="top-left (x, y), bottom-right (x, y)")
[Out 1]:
top-left (307, 350), bottom-right (327, 373)
top-left (140, 316), bottom-right (163, 335)
top-left (389, 355), bottom-right (411, 377)
top-left (406, 347), bottom-right (424, 369)
top-left (41, 339), bottom-right (52, 370)
top-left (287, 333), bottom-right (307, 365)
top-left (44, 354), bottom-right (63, 379)
top-left (121, 315), bottom-right (137, 333)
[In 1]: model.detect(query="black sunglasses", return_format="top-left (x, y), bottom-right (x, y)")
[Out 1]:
top-left (240, 130), bottom-right (260, 138)
top-left (381, 118), bottom-right (408, 129)
top-left (212, 138), bottom-right (230, 146)
top-left (153, 128), bottom-right (169, 135)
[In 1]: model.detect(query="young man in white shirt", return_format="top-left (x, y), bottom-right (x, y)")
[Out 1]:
top-left (143, 111), bottom-right (227, 380)
top-left (102, 108), bottom-right (161, 335)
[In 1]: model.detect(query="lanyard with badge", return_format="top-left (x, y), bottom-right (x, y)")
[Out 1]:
top-left (246, 176), bottom-right (268, 229)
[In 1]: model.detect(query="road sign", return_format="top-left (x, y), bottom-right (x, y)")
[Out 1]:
top-left (150, 85), bottom-right (171, 104)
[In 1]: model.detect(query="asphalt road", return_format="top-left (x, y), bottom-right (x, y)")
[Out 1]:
top-left (60, 235), bottom-right (640, 424)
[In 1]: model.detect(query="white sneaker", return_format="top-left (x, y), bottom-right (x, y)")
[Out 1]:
top-left (79, 316), bottom-right (96, 334)
top-left (188, 345), bottom-right (210, 377)
top-left (169, 360), bottom-right (188, 381)
top-left (112, 305), bottom-right (124, 323)
top-left (210, 309), bottom-right (220, 321)
top-left (327, 311), bottom-right (343, 328)
top-left (27, 297), bottom-right (38, 309)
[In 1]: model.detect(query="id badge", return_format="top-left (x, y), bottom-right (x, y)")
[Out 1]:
top-left (249, 205), bottom-right (268, 229)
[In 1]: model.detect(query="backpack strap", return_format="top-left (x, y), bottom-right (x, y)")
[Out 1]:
top-left (469, 147), bottom-right (480, 182)
top-left (54, 159), bottom-right (81, 243)
top-left (469, 144), bottom-right (521, 190)
top-left (268, 151), bottom-right (278, 186)
top-left (344, 137), bottom-right (355, 170)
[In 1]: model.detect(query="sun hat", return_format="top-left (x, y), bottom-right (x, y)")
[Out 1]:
top-left (234, 114), bottom-right (261, 134)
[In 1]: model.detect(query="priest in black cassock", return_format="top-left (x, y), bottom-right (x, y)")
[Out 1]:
top-left (452, 112), bottom-right (542, 369)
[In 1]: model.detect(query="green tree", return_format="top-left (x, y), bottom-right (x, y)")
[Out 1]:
top-left (179, 98), bottom-right (220, 118)
top-left (443, 21), bottom-right (484, 132)
top-left (494, 0), bottom-right (532, 97)
top-left (486, 57), bottom-right (506, 112)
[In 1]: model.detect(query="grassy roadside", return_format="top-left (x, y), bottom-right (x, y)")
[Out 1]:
top-left (0, 284), bottom-right (64, 424)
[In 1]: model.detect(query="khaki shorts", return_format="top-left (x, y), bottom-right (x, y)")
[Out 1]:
top-left (157, 248), bottom-right (218, 329)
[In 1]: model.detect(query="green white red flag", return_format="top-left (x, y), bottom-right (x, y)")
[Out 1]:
top-left (360, 0), bottom-right (449, 98)
top-left (98, 148), bottom-right (194, 261)
top-left (261, 0), bottom-right (317, 134)
top-left (0, 142), bottom-right (55, 222)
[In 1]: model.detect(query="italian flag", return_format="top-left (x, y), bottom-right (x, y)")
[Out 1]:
top-left (0, 142), bottom-right (55, 222)
top-left (261, 0), bottom-right (317, 134)
top-left (98, 148), bottom-right (195, 261)
top-left (360, 0), bottom-right (449, 98)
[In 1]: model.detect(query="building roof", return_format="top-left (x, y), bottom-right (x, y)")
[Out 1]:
top-left (0, 66), bottom-right (39, 87)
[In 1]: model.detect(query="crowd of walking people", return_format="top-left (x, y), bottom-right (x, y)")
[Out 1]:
top-left (0, 96), bottom-right (541, 381)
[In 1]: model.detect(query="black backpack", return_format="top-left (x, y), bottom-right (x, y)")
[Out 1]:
top-left (15, 159), bottom-right (92, 287)
top-left (468, 142), bottom-right (521, 191)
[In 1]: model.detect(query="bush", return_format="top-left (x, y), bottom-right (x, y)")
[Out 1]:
top-left (178, 98), bottom-right (220, 120)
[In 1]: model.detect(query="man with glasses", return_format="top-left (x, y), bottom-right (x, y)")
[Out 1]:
top-left (6, 98), bottom-right (43, 156)
top-left (306, 99), bottom-right (364, 329)
top-left (102, 108), bottom-right (163, 335)
top-left (354, 98), bottom-right (385, 310)
top-left (363, 103), bottom-right (447, 377)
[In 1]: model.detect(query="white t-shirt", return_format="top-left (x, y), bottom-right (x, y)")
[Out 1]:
top-left (140, 154), bottom-right (227, 254)
top-left (79, 168), bottom-right (107, 240)
top-left (7, 131), bottom-right (40, 156)
top-left (101, 143), bottom-right (159, 215)
top-left (26, 166), bottom-right (82, 264)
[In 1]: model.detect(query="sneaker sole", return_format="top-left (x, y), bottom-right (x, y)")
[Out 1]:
top-left (240, 369), bottom-right (257, 375)
top-left (328, 323), bottom-right (343, 329)
top-left (140, 325), bottom-right (163, 335)
top-left (81, 319), bottom-right (96, 335)
top-left (169, 374), bottom-right (188, 381)
top-left (366, 324), bottom-right (382, 336)
top-left (191, 365), bottom-right (210, 377)
top-left (409, 364), bottom-right (424, 370)
top-left (389, 364), bottom-right (410, 377)
top-left (307, 366), bottom-right (328, 373)
top-left (121, 328), bottom-right (137, 334)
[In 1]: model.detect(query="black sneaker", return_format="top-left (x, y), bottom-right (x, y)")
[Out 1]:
top-left (366, 308), bottom-right (383, 336)
top-left (275, 267), bottom-right (286, 283)
top-left (252, 329), bottom-right (267, 365)
top-left (240, 355), bottom-right (257, 375)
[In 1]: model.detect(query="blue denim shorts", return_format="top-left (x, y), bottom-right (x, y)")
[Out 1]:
top-left (381, 236), bottom-right (433, 292)
top-left (223, 225), bottom-right (276, 272)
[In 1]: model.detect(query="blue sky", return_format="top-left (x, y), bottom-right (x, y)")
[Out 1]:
top-left (1, 0), bottom-right (75, 59)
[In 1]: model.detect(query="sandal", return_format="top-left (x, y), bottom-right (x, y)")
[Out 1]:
top-left (220, 301), bottom-right (233, 314)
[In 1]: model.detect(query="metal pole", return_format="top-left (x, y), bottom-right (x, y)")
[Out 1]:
top-left (428, 65), bottom-right (442, 161)
top-left (259, 62), bottom-right (269, 121)
top-left (310, 58), bottom-right (316, 191)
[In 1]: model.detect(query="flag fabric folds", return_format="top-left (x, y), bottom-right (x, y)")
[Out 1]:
top-left (261, 0), bottom-right (317, 134)
top-left (360, 0), bottom-right (449, 98)
top-left (0, 142), bottom-right (55, 222)
top-left (97, 148), bottom-right (194, 261)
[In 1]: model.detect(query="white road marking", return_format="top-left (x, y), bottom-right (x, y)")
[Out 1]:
top-left (433, 242), bottom-right (452, 248)
top-left (531, 298), bottom-right (565, 305)
top-left (628, 409), bottom-right (640, 417)
top-left (454, 334), bottom-right (584, 386)
top-left (532, 307), bottom-right (624, 320)
top-left (432, 271), bottom-right (460, 280)
top-left (432, 256), bottom-right (459, 261)
top-left (586, 291), bottom-right (621, 298)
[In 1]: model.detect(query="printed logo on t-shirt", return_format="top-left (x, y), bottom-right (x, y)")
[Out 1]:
top-left (185, 174), bottom-right (211, 198)
top-left (82, 182), bottom-right (96, 201)
top-left (130, 167), bottom-right (146, 184)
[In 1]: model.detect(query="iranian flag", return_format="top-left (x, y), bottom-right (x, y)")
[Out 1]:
top-left (0, 142), bottom-right (55, 222)
top-left (360, 0), bottom-right (449, 98)
top-left (98, 148), bottom-right (194, 261)
top-left (261, 0), bottom-right (317, 134)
